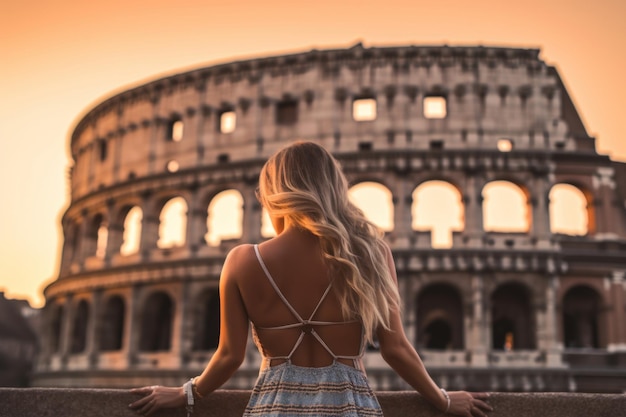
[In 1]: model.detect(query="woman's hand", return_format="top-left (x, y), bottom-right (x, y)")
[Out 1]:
top-left (128, 385), bottom-right (186, 416)
top-left (446, 391), bottom-right (493, 416)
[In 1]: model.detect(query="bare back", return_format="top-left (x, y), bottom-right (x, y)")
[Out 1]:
top-left (235, 228), bottom-right (364, 370)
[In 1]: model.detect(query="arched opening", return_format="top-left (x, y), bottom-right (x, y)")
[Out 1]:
top-left (99, 295), bottom-right (125, 352)
top-left (492, 317), bottom-right (516, 351)
top-left (549, 184), bottom-right (590, 235)
top-left (260, 208), bottom-right (276, 238)
top-left (139, 292), bottom-right (173, 352)
top-left (415, 284), bottom-right (464, 350)
top-left (192, 289), bottom-right (221, 351)
top-left (206, 190), bottom-right (243, 246)
top-left (423, 319), bottom-right (453, 350)
top-left (96, 225), bottom-right (108, 259)
top-left (88, 214), bottom-right (107, 258)
top-left (348, 182), bottom-right (393, 231)
top-left (491, 283), bottom-right (535, 350)
top-left (70, 300), bottom-right (89, 354)
top-left (120, 206), bottom-right (142, 256)
top-left (563, 286), bottom-right (602, 349)
top-left (158, 197), bottom-right (187, 249)
top-left (68, 222), bottom-right (81, 264)
top-left (412, 181), bottom-right (464, 248)
top-left (482, 181), bottom-right (530, 232)
top-left (49, 304), bottom-right (64, 353)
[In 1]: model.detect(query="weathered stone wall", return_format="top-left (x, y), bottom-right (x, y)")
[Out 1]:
top-left (37, 43), bottom-right (626, 392)
top-left (1, 389), bottom-right (625, 417)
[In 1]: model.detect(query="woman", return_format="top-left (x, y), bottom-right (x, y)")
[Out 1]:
top-left (129, 141), bottom-right (492, 416)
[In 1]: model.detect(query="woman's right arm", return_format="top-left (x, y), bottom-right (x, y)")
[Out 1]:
top-left (376, 244), bottom-right (492, 417)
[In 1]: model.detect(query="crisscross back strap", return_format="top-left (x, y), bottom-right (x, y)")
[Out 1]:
top-left (253, 244), bottom-right (359, 362)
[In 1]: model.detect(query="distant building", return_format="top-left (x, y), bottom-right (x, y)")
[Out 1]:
top-left (0, 292), bottom-right (39, 386)
top-left (34, 44), bottom-right (626, 392)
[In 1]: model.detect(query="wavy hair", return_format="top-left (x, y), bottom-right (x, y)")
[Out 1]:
top-left (257, 141), bottom-right (400, 343)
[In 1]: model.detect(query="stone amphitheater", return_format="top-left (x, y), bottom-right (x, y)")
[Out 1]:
top-left (35, 43), bottom-right (626, 393)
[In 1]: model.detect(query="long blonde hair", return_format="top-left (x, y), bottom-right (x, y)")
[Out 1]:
top-left (257, 141), bottom-right (400, 343)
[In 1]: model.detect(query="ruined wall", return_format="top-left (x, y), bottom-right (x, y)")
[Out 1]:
top-left (36, 44), bottom-right (626, 392)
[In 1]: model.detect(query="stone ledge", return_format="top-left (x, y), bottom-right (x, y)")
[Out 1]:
top-left (0, 389), bottom-right (624, 417)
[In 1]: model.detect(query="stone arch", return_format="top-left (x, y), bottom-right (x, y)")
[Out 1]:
top-left (549, 183), bottom-right (592, 236)
top-left (348, 181), bottom-right (394, 231)
top-left (70, 300), bottom-right (90, 354)
top-left (482, 180), bottom-right (530, 232)
top-left (65, 220), bottom-right (81, 266)
top-left (261, 207), bottom-right (276, 238)
top-left (139, 291), bottom-right (174, 352)
top-left (157, 196), bottom-right (188, 248)
top-left (411, 180), bottom-right (464, 248)
top-left (491, 282), bottom-right (535, 350)
top-left (98, 295), bottom-right (125, 351)
top-left (415, 283), bottom-right (464, 350)
top-left (562, 285), bottom-right (603, 349)
top-left (120, 205), bottom-right (143, 256)
top-left (206, 189), bottom-right (244, 246)
top-left (192, 288), bottom-right (221, 351)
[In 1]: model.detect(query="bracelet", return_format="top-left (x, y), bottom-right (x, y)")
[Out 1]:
top-left (440, 388), bottom-right (450, 413)
top-left (192, 376), bottom-right (204, 399)
top-left (183, 379), bottom-right (195, 417)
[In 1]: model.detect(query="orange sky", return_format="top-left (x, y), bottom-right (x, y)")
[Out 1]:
top-left (1, 0), bottom-right (625, 308)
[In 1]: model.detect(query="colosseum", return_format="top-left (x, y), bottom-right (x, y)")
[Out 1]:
top-left (34, 43), bottom-right (626, 393)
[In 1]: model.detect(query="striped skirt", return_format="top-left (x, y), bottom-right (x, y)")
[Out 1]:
top-left (243, 361), bottom-right (383, 417)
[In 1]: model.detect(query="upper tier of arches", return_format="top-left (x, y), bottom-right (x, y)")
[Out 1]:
top-left (63, 178), bottom-right (592, 275)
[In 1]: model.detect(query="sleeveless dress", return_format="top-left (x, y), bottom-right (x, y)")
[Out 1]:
top-left (243, 245), bottom-right (383, 417)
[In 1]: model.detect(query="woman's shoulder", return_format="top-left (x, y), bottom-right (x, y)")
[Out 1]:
top-left (224, 243), bottom-right (257, 265)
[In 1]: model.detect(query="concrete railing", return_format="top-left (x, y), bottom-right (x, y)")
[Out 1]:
top-left (1, 389), bottom-right (625, 417)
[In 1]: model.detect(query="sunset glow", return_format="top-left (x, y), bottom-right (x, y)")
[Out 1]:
top-left (1, 0), bottom-right (625, 307)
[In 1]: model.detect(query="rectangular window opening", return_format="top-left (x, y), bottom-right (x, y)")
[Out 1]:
top-left (353, 98), bottom-right (377, 121)
top-left (276, 100), bottom-right (298, 125)
top-left (219, 111), bottom-right (236, 134)
top-left (429, 140), bottom-right (444, 150)
top-left (98, 140), bottom-right (108, 162)
top-left (423, 96), bottom-right (447, 119)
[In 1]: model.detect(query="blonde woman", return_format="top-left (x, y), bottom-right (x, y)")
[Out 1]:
top-left (130, 141), bottom-right (492, 417)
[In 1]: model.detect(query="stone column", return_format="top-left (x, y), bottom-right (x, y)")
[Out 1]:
top-left (593, 167), bottom-right (621, 238)
top-left (241, 185), bottom-right (262, 243)
top-left (195, 80), bottom-right (208, 165)
top-left (530, 171), bottom-right (552, 248)
top-left (140, 193), bottom-right (159, 260)
top-left (543, 275), bottom-right (563, 366)
top-left (186, 187), bottom-right (207, 255)
top-left (469, 275), bottom-right (488, 366)
top-left (104, 201), bottom-right (121, 265)
top-left (59, 295), bottom-right (74, 368)
top-left (126, 284), bottom-right (141, 366)
top-left (87, 289), bottom-right (103, 366)
top-left (179, 279), bottom-right (192, 366)
top-left (148, 95), bottom-right (161, 175)
top-left (59, 220), bottom-right (75, 275)
top-left (608, 271), bottom-right (626, 352)
top-left (391, 176), bottom-right (413, 248)
top-left (76, 214), bottom-right (91, 270)
top-left (462, 171), bottom-right (484, 248)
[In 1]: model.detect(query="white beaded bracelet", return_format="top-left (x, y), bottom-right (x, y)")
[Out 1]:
top-left (440, 388), bottom-right (450, 413)
top-left (183, 378), bottom-right (195, 417)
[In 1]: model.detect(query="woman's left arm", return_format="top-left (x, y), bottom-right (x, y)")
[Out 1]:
top-left (129, 245), bottom-right (251, 416)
